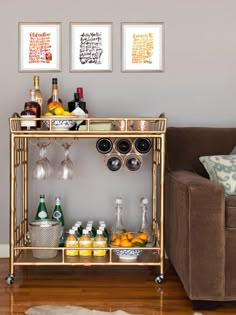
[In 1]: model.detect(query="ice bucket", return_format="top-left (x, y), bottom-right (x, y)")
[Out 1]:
top-left (29, 220), bottom-right (61, 259)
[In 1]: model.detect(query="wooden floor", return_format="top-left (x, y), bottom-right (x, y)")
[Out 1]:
top-left (1, 258), bottom-right (236, 315)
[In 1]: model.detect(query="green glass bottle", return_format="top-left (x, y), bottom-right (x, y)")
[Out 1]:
top-left (35, 195), bottom-right (49, 220)
top-left (52, 197), bottom-right (65, 247)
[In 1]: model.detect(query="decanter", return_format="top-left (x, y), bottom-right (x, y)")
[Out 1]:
top-left (111, 197), bottom-right (126, 234)
top-left (139, 197), bottom-right (155, 246)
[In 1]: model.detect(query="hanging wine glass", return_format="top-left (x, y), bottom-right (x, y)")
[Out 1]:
top-left (33, 143), bottom-right (52, 180)
top-left (58, 143), bottom-right (73, 180)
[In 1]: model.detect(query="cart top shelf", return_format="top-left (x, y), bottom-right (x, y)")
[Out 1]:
top-left (9, 115), bottom-right (167, 138)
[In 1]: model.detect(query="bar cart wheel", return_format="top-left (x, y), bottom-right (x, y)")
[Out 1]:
top-left (5, 274), bottom-right (14, 285)
top-left (155, 273), bottom-right (164, 284)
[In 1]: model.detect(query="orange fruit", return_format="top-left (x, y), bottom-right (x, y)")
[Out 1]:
top-left (120, 239), bottom-right (133, 247)
top-left (138, 232), bottom-right (148, 241)
top-left (47, 101), bottom-right (64, 114)
top-left (111, 238), bottom-right (121, 246)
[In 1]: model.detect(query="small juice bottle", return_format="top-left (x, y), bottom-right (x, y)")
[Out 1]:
top-left (79, 229), bottom-right (92, 257)
top-left (65, 229), bottom-right (79, 256)
top-left (93, 230), bottom-right (107, 257)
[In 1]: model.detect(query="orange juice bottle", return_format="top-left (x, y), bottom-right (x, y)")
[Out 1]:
top-left (65, 229), bottom-right (79, 256)
top-left (79, 229), bottom-right (92, 257)
top-left (93, 230), bottom-right (107, 257)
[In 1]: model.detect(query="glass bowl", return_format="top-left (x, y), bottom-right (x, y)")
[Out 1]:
top-left (42, 116), bottom-right (76, 131)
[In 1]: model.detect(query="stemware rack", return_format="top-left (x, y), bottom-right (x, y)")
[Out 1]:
top-left (6, 116), bottom-right (167, 285)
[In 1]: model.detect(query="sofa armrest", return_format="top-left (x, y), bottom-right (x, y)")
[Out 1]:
top-left (165, 170), bottom-right (225, 300)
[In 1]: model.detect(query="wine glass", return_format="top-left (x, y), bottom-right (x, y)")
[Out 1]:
top-left (33, 143), bottom-right (52, 180)
top-left (58, 143), bottom-right (73, 180)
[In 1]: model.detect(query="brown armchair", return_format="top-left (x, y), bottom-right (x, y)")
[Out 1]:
top-left (165, 127), bottom-right (236, 309)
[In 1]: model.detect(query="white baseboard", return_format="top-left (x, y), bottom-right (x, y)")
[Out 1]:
top-left (0, 244), bottom-right (9, 257)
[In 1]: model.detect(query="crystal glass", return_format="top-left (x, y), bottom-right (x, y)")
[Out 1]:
top-left (58, 143), bottom-right (73, 180)
top-left (33, 143), bottom-right (52, 180)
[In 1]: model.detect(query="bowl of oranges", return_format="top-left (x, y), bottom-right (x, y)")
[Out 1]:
top-left (110, 231), bottom-right (148, 261)
top-left (43, 105), bottom-right (76, 131)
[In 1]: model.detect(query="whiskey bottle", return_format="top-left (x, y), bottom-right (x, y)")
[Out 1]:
top-left (47, 78), bottom-right (63, 105)
top-left (20, 103), bottom-right (36, 131)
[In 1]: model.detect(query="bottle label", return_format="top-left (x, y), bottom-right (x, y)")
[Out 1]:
top-left (79, 240), bottom-right (92, 257)
top-left (93, 240), bottom-right (106, 257)
top-left (20, 115), bottom-right (36, 128)
top-left (38, 211), bottom-right (48, 219)
top-left (66, 238), bottom-right (78, 256)
top-left (52, 210), bottom-right (62, 219)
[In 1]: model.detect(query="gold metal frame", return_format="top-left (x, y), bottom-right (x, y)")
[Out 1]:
top-left (7, 116), bottom-right (166, 285)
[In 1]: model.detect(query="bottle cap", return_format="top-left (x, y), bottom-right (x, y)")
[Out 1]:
top-left (77, 87), bottom-right (84, 99)
top-left (82, 229), bottom-right (88, 234)
top-left (69, 229), bottom-right (75, 234)
top-left (97, 230), bottom-right (103, 235)
top-left (52, 78), bottom-right (57, 84)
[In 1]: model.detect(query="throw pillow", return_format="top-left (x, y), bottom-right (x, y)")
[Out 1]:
top-left (199, 155), bottom-right (236, 196)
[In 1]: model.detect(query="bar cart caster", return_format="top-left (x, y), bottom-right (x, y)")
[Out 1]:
top-left (5, 274), bottom-right (15, 285)
top-left (155, 273), bottom-right (164, 284)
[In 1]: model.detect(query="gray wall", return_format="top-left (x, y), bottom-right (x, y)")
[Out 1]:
top-left (1, 0), bottom-right (236, 246)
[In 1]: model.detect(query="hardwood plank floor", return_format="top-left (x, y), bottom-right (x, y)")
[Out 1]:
top-left (0, 258), bottom-right (236, 315)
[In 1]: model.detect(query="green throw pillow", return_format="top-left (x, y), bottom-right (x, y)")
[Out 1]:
top-left (199, 155), bottom-right (236, 196)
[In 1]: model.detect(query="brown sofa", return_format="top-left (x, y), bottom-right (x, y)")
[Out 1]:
top-left (165, 127), bottom-right (236, 309)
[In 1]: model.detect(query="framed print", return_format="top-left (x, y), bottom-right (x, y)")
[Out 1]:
top-left (19, 22), bottom-right (61, 72)
top-left (70, 22), bottom-right (112, 72)
top-left (121, 22), bottom-right (164, 72)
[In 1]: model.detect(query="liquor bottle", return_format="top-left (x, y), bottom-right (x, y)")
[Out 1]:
top-left (33, 75), bottom-right (43, 113)
top-left (93, 230), bottom-right (107, 257)
top-left (52, 197), bottom-right (65, 247)
top-left (47, 78), bottom-right (63, 105)
top-left (65, 229), bottom-right (79, 256)
top-left (96, 138), bottom-right (113, 154)
top-left (25, 88), bottom-right (41, 129)
top-left (68, 92), bottom-right (80, 113)
top-left (20, 103), bottom-right (36, 131)
top-left (79, 229), bottom-right (92, 257)
top-left (111, 197), bottom-right (126, 234)
top-left (139, 197), bottom-right (155, 246)
top-left (124, 154), bottom-right (142, 171)
top-left (47, 85), bottom-right (63, 114)
top-left (35, 194), bottom-right (49, 220)
top-left (76, 87), bottom-right (88, 117)
top-left (115, 139), bottom-right (132, 155)
top-left (134, 138), bottom-right (152, 154)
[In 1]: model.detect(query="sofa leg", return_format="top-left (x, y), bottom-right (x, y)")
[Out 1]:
top-left (192, 300), bottom-right (220, 310)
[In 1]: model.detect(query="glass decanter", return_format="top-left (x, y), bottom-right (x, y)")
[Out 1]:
top-left (139, 197), bottom-right (155, 247)
top-left (111, 197), bottom-right (126, 234)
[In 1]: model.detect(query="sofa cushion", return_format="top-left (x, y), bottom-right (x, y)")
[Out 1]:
top-left (199, 155), bottom-right (236, 196)
top-left (226, 195), bottom-right (236, 228)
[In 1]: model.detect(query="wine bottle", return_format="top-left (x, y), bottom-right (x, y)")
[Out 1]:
top-left (106, 154), bottom-right (123, 172)
top-left (124, 154), bottom-right (142, 171)
top-left (25, 89), bottom-right (41, 129)
top-left (52, 197), bottom-right (65, 247)
top-left (76, 87), bottom-right (88, 118)
top-left (96, 138), bottom-right (113, 154)
top-left (33, 75), bottom-right (43, 113)
top-left (134, 138), bottom-right (152, 154)
top-left (35, 194), bottom-right (49, 220)
top-left (47, 78), bottom-right (63, 105)
top-left (20, 103), bottom-right (36, 131)
top-left (115, 138), bottom-right (132, 155)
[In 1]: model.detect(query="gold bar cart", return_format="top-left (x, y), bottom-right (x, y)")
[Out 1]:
top-left (6, 116), bottom-right (167, 285)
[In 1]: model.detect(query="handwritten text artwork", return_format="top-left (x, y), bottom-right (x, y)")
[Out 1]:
top-left (29, 32), bottom-right (52, 64)
top-left (132, 33), bottom-right (154, 64)
top-left (79, 32), bottom-right (103, 65)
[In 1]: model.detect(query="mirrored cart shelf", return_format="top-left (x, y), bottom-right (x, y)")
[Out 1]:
top-left (6, 115), bottom-right (166, 285)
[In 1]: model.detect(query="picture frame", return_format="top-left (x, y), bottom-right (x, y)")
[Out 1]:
top-left (18, 22), bottom-right (61, 72)
top-left (70, 22), bottom-right (112, 72)
top-left (121, 22), bottom-right (164, 72)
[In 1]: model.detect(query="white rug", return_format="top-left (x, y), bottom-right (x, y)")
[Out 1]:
top-left (25, 305), bottom-right (142, 315)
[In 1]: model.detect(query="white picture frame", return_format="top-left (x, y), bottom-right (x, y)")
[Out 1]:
top-left (18, 22), bottom-right (61, 72)
top-left (121, 22), bottom-right (164, 72)
top-left (70, 22), bottom-right (112, 72)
